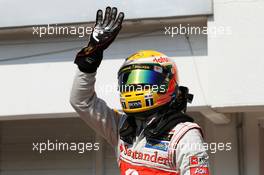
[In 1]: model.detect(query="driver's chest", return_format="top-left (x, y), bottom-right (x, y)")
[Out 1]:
top-left (117, 130), bottom-right (179, 175)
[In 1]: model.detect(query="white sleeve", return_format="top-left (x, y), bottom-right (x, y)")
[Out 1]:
top-left (176, 129), bottom-right (210, 175)
top-left (70, 69), bottom-right (120, 147)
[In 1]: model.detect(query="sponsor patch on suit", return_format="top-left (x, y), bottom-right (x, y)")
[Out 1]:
top-left (145, 139), bottom-right (169, 152)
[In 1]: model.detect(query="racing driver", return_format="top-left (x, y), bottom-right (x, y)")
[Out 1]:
top-left (70, 7), bottom-right (210, 175)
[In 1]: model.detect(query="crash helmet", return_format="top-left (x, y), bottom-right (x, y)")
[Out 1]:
top-left (118, 50), bottom-right (179, 115)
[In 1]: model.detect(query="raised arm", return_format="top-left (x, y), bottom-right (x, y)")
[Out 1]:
top-left (70, 7), bottom-right (124, 147)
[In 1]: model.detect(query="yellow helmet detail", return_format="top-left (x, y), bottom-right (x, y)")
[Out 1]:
top-left (118, 50), bottom-right (178, 115)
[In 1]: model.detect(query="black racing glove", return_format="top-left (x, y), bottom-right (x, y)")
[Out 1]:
top-left (74, 7), bottom-right (124, 73)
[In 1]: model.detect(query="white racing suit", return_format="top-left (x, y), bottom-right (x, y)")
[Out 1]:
top-left (70, 70), bottom-right (210, 175)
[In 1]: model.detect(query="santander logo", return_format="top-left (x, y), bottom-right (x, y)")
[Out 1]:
top-left (120, 144), bottom-right (169, 166)
top-left (153, 57), bottom-right (169, 63)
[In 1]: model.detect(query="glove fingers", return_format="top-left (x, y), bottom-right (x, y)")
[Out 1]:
top-left (113, 12), bottom-right (124, 31)
top-left (95, 9), bottom-right (103, 25)
top-left (107, 7), bottom-right (117, 29)
top-left (103, 6), bottom-right (111, 27)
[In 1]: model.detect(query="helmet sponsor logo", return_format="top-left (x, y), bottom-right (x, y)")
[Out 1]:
top-left (128, 101), bottom-right (142, 109)
top-left (153, 57), bottom-right (169, 63)
top-left (120, 98), bottom-right (127, 109)
top-left (144, 94), bottom-right (154, 107)
top-left (121, 102), bottom-right (127, 109)
top-left (144, 94), bottom-right (153, 98)
top-left (145, 98), bottom-right (154, 107)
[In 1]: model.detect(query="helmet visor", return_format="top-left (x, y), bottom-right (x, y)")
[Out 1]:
top-left (118, 69), bottom-right (165, 90)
